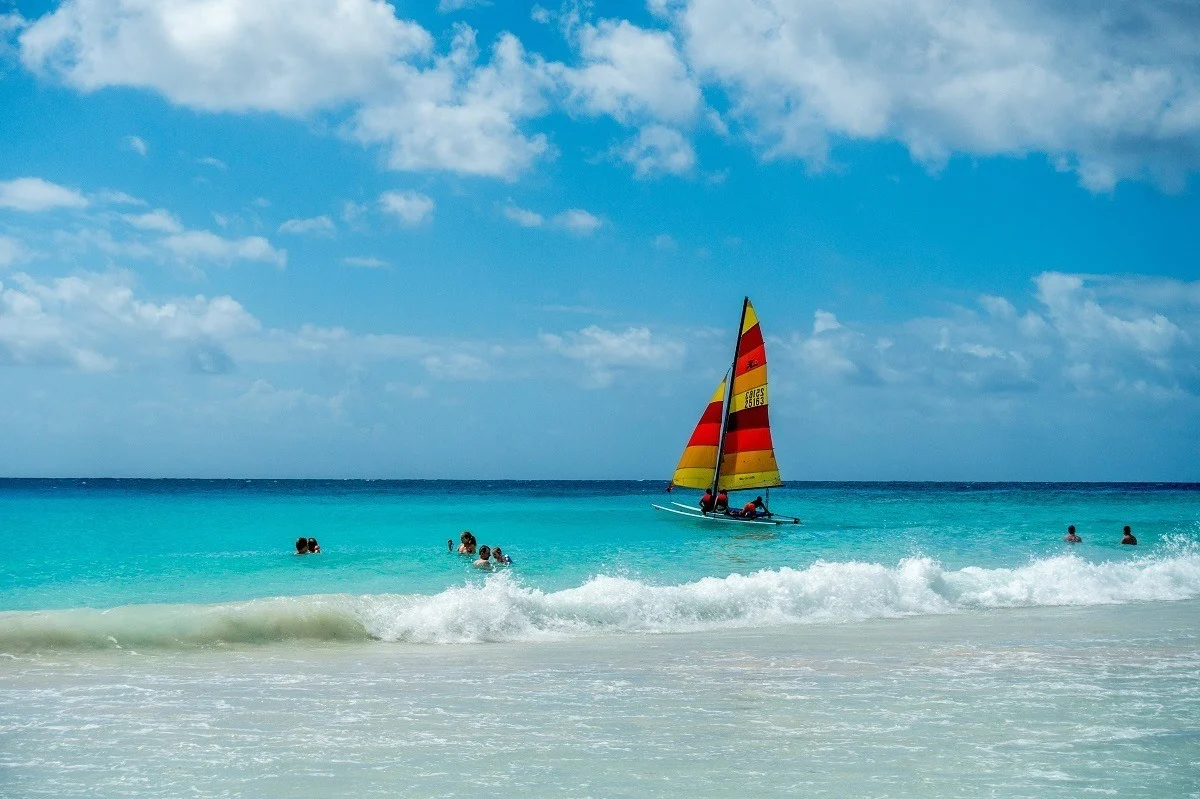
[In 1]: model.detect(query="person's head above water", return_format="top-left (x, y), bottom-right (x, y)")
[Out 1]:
top-left (307, 538), bottom-right (319, 550)
top-left (1124, 526), bottom-right (1132, 534)
top-left (295, 537), bottom-right (309, 554)
top-left (1068, 525), bottom-right (1076, 534)
top-left (478, 545), bottom-right (491, 560)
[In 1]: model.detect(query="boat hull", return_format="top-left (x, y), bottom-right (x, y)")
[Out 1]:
top-left (652, 503), bottom-right (798, 526)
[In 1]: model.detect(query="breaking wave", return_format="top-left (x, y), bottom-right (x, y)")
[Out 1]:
top-left (3, 550), bottom-right (1199, 652)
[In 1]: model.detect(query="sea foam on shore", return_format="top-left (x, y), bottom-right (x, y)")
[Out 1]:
top-left (4, 548), bottom-right (1198, 652)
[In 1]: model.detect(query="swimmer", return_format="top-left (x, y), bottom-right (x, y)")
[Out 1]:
top-left (473, 545), bottom-right (494, 570)
top-left (457, 531), bottom-right (477, 555)
top-left (492, 546), bottom-right (511, 565)
top-left (295, 537), bottom-right (309, 555)
top-left (307, 537), bottom-right (321, 554)
top-left (448, 539), bottom-right (454, 552)
top-left (1121, 525), bottom-right (1137, 546)
top-left (1064, 525), bottom-right (1082, 543)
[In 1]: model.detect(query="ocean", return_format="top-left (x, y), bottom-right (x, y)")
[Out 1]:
top-left (1, 480), bottom-right (1198, 797)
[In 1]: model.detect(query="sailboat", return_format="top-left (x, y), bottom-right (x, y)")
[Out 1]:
top-left (652, 297), bottom-right (800, 526)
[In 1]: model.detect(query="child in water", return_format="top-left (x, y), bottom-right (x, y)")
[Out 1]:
top-left (473, 545), bottom-right (494, 570)
top-left (492, 546), bottom-right (511, 565)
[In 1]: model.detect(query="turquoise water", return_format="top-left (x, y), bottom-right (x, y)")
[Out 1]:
top-left (2, 481), bottom-right (1198, 797)
top-left (2, 480), bottom-right (1197, 614)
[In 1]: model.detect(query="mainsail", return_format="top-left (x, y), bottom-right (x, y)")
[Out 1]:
top-left (671, 298), bottom-right (782, 492)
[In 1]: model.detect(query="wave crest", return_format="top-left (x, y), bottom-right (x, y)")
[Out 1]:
top-left (3, 551), bottom-right (1198, 652)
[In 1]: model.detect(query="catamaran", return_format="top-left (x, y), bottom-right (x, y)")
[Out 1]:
top-left (652, 297), bottom-right (801, 526)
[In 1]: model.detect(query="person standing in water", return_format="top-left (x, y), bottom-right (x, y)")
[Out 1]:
top-left (1064, 525), bottom-right (1082, 543)
top-left (473, 545), bottom-right (494, 570)
top-left (1121, 526), bottom-right (1137, 546)
top-left (295, 537), bottom-right (309, 554)
top-left (457, 531), bottom-right (477, 555)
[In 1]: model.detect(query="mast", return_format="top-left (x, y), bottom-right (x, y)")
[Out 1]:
top-left (710, 296), bottom-right (750, 497)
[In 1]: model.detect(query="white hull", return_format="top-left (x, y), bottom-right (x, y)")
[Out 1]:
top-left (652, 503), bottom-right (796, 527)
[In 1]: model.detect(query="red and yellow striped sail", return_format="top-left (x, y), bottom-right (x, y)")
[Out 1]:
top-left (671, 298), bottom-right (782, 492)
top-left (671, 378), bottom-right (727, 489)
top-left (718, 300), bottom-right (782, 490)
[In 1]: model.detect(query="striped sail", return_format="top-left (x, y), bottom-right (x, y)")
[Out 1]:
top-left (671, 298), bottom-right (782, 494)
top-left (671, 378), bottom-right (727, 489)
top-left (718, 300), bottom-right (782, 490)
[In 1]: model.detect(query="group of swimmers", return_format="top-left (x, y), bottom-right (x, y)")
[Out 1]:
top-left (1063, 525), bottom-right (1137, 545)
top-left (294, 537), bottom-right (322, 554)
top-left (699, 489), bottom-right (771, 519)
top-left (451, 531), bottom-right (512, 570)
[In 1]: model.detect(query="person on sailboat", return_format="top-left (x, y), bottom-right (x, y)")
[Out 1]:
top-left (700, 489), bottom-right (716, 513)
top-left (737, 497), bottom-right (769, 518)
top-left (714, 490), bottom-right (729, 513)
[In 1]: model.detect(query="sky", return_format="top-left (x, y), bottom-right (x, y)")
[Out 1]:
top-left (0, 0), bottom-right (1198, 480)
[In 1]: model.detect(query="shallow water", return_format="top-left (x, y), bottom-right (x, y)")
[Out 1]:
top-left (1, 480), bottom-right (1198, 796)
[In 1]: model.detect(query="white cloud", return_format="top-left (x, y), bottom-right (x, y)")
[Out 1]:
top-left (0, 177), bottom-right (88, 212)
top-left (279, 215), bottom-right (335, 235)
top-left (379, 190), bottom-right (435, 227)
top-left (812, 310), bottom-right (841, 334)
top-left (619, 125), bottom-right (695, 178)
top-left (96, 190), bottom-right (145, 206)
top-left (542, 325), bottom-right (685, 387)
top-left (438, 0), bottom-right (488, 12)
top-left (341, 201), bottom-right (368, 223)
top-left (162, 231), bottom-right (287, 268)
top-left (341, 256), bottom-right (389, 269)
top-left (659, 0), bottom-right (1200, 190)
top-left (351, 28), bottom-right (554, 179)
top-left (0, 235), bottom-right (27, 268)
top-left (562, 19), bottom-right (700, 124)
top-left (125, 135), bottom-right (147, 156)
top-left (197, 156), bottom-right (227, 170)
top-left (502, 204), bottom-right (544, 227)
top-left (0, 271), bottom-right (260, 372)
top-left (122, 208), bottom-right (183, 233)
top-left (777, 271), bottom-right (1200, 398)
top-left (552, 209), bottom-right (603, 236)
top-left (20, 0), bottom-right (431, 114)
top-left (653, 234), bottom-right (677, 251)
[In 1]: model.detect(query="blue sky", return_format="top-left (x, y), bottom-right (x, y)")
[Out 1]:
top-left (0, 0), bottom-right (1198, 480)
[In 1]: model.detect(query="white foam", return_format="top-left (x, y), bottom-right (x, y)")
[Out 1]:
top-left (3, 550), bottom-right (1199, 652)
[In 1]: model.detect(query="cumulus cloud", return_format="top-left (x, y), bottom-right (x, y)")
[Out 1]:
top-left (341, 256), bottom-right (389, 269)
top-left (351, 28), bottom-right (555, 179)
top-left (0, 235), bottom-right (27, 267)
top-left (162, 231), bottom-right (287, 268)
top-left (552, 209), bottom-right (603, 236)
top-left (0, 177), bottom-right (88, 212)
top-left (778, 272), bottom-right (1200, 397)
top-left (19, 0), bottom-right (431, 114)
top-left (658, 0), bottom-right (1200, 190)
top-left (502, 204), bottom-right (544, 228)
top-left (278, 215), bottom-right (335, 235)
top-left (0, 270), bottom-right (512, 381)
top-left (619, 125), bottom-right (696, 178)
top-left (562, 19), bottom-right (700, 125)
top-left (379, 191), bottom-right (435, 227)
top-left (542, 325), bottom-right (685, 387)
top-left (124, 135), bottom-right (147, 156)
top-left (122, 209), bottom-right (183, 233)
top-left (0, 271), bottom-right (259, 372)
